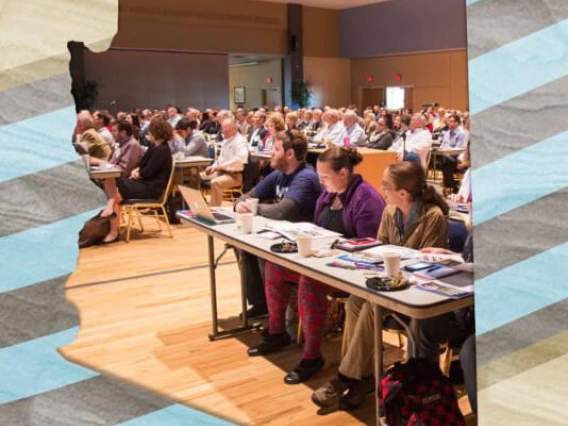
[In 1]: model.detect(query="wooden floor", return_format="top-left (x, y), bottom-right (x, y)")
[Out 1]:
top-left (63, 214), bottom-right (474, 425)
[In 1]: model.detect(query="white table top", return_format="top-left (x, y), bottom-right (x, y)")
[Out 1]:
top-left (179, 214), bottom-right (473, 319)
top-left (88, 165), bottom-right (122, 179)
top-left (174, 156), bottom-right (213, 168)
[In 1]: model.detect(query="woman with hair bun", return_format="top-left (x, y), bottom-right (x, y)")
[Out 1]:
top-left (248, 147), bottom-right (386, 385)
top-left (312, 160), bottom-right (449, 411)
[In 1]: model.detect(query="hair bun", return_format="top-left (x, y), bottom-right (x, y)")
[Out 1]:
top-left (346, 147), bottom-right (363, 167)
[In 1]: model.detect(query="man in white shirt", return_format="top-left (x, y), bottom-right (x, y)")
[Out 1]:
top-left (313, 109), bottom-right (346, 146)
top-left (93, 110), bottom-right (115, 149)
top-left (201, 118), bottom-right (249, 206)
top-left (389, 113), bottom-right (432, 167)
top-left (343, 110), bottom-right (366, 147)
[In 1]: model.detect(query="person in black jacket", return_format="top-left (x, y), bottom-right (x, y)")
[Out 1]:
top-left (100, 116), bottom-right (173, 243)
top-left (367, 114), bottom-right (396, 150)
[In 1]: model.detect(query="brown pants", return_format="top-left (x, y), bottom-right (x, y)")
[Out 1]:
top-left (338, 295), bottom-right (375, 379)
top-left (200, 171), bottom-right (242, 206)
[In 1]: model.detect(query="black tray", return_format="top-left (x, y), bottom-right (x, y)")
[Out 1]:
top-left (270, 242), bottom-right (298, 253)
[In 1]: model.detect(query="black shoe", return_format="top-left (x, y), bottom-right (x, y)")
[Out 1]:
top-left (339, 376), bottom-right (374, 411)
top-left (239, 305), bottom-right (268, 320)
top-left (284, 357), bottom-right (324, 385)
top-left (247, 332), bottom-right (291, 357)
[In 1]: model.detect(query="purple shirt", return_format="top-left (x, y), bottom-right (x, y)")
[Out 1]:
top-left (314, 174), bottom-right (385, 238)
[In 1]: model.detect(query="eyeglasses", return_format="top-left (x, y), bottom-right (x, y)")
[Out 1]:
top-left (381, 182), bottom-right (394, 191)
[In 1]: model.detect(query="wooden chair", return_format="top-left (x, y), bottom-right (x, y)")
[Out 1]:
top-left (120, 165), bottom-right (176, 243)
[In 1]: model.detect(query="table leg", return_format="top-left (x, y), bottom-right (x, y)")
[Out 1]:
top-left (207, 236), bottom-right (220, 340)
top-left (411, 319), bottom-right (420, 358)
top-left (207, 238), bottom-right (261, 341)
top-left (374, 304), bottom-right (385, 426)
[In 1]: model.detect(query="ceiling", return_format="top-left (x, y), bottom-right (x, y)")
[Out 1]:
top-left (251, 0), bottom-right (393, 10)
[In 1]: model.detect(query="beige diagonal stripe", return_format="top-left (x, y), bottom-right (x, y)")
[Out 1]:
top-left (0, 0), bottom-right (116, 91)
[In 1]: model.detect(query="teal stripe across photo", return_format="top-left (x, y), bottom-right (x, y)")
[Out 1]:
top-left (117, 404), bottom-right (235, 426)
top-left (0, 209), bottom-right (99, 294)
top-left (476, 241), bottom-right (568, 335)
top-left (0, 106), bottom-right (78, 183)
top-left (469, 18), bottom-right (568, 114)
top-left (0, 327), bottom-right (97, 404)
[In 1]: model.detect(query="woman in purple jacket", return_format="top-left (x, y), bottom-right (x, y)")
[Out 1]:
top-left (247, 147), bottom-right (386, 384)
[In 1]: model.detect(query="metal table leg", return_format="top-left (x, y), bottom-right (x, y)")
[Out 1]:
top-left (374, 304), bottom-right (386, 426)
top-left (207, 237), bottom-right (261, 341)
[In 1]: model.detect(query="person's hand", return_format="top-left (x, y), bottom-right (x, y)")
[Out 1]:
top-left (324, 140), bottom-right (334, 148)
top-left (130, 168), bottom-right (140, 180)
top-left (205, 165), bottom-right (216, 175)
top-left (457, 160), bottom-right (469, 170)
top-left (235, 202), bottom-right (251, 214)
top-left (420, 247), bottom-right (453, 254)
top-left (396, 152), bottom-right (404, 162)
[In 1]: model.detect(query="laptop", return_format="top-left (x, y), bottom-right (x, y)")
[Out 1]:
top-left (177, 185), bottom-right (235, 224)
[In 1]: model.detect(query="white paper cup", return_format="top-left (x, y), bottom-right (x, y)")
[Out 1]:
top-left (239, 213), bottom-right (254, 234)
top-left (383, 251), bottom-right (401, 277)
top-left (297, 234), bottom-right (313, 257)
top-left (247, 198), bottom-right (259, 215)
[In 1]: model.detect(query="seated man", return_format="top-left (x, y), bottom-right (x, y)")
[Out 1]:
top-left (175, 118), bottom-right (208, 157)
top-left (93, 110), bottom-right (115, 150)
top-left (343, 110), bottom-right (367, 147)
top-left (438, 114), bottom-right (468, 192)
top-left (233, 130), bottom-right (322, 317)
top-left (201, 117), bottom-right (249, 206)
top-left (247, 110), bottom-right (268, 149)
top-left (389, 113), bottom-right (432, 167)
top-left (313, 109), bottom-right (346, 147)
top-left (76, 110), bottom-right (112, 162)
top-left (96, 120), bottom-right (144, 177)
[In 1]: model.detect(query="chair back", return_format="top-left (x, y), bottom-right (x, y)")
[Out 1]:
top-left (447, 218), bottom-right (468, 254)
top-left (158, 163), bottom-right (177, 206)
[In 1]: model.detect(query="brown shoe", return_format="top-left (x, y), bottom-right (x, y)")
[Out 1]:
top-left (339, 376), bottom-right (374, 411)
top-left (312, 379), bottom-right (349, 408)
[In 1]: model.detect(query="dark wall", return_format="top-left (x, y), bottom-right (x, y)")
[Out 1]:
top-left (340, 0), bottom-right (467, 58)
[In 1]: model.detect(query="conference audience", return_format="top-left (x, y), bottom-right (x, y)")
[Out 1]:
top-left (248, 147), bottom-right (386, 386)
top-left (312, 161), bottom-right (448, 411)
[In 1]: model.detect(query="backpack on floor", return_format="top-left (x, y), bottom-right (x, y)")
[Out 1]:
top-left (379, 358), bottom-right (465, 426)
top-left (78, 211), bottom-right (111, 248)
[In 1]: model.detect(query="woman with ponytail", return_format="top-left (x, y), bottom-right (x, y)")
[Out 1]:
top-left (312, 161), bottom-right (449, 411)
top-left (248, 147), bottom-right (386, 385)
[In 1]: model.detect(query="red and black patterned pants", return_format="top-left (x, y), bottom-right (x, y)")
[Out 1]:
top-left (264, 261), bottom-right (331, 359)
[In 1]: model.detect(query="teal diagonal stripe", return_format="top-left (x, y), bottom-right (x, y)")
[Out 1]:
top-left (476, 241), bottom-right (568, 335)
top-left (0, 106), bottom-right (78, 183)
top-left (466, 0), bottom-right (484, 6)
top-left (469, 18), bottom-right (568, 114)
top-left (0, 327), bottom-right (96, 404)
top-left (472, 130), bottom-right (568, 225)
top-left (0, 209), bottom-right (98, 294)
top-left (117, 404), bottom-right (235, 426)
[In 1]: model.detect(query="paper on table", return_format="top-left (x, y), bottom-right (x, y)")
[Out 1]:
top-left (261, 221), bottom-right (341, 242)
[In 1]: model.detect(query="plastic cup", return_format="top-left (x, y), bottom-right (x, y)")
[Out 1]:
top-left (297, 234), bottom-right (313, 257)
top-left (383, 252), bottom-right (401, 277)
top-left (239, 213), bottom-right (254, 234)
top-left (247, 198), bottom-right (259, 215)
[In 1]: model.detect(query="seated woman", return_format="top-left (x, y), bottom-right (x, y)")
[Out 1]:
top-left (248, 147), bottom-right (386, 385)
top-left (312, 161), bottom-right (449, 410)
top-left (100, 116), bottom-right (173, 243)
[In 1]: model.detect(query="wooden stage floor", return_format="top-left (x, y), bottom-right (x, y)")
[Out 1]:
top-left (63, 216), bottom-right (474, 425)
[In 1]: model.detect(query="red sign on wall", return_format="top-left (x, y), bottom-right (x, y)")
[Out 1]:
top-left (366, 74), bottom-right (374, 83)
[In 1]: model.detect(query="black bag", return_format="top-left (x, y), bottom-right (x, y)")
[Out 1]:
top-left (167, 193), bottom-right (183, 225)
top-left (380, 358), bottom-right (465, 426)
top-left (78, 211), bottom-right (111, 248)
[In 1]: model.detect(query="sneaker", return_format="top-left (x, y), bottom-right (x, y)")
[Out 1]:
top-left (339, 376), bottom-right (375, 411)
top-left (312, 379), bottom-right (349, 408)
top-left (284, 357), bottom-right (324, 384)
top-left (247, 332), bottom-right (291, 357)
